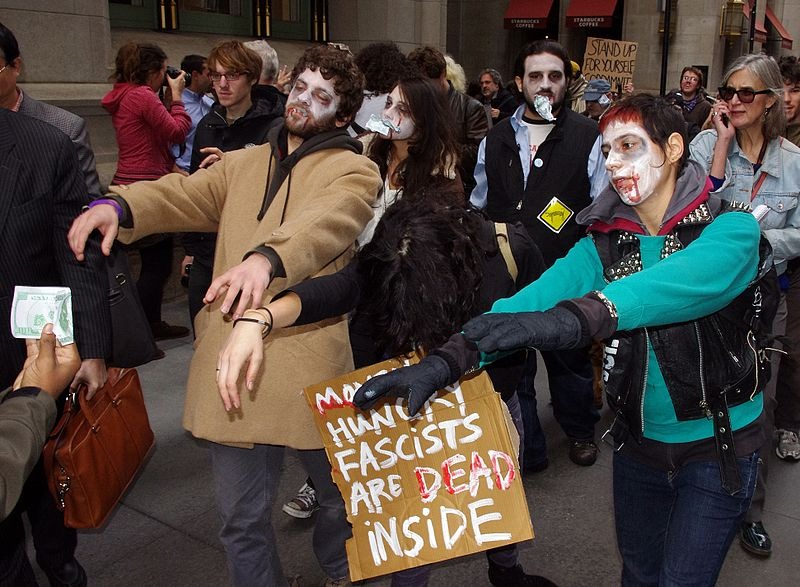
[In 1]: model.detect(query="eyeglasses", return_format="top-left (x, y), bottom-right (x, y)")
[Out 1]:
top-left (718, 86), bottom-right (772, 103)
top-left (210, 71), bottom-right (243, 83)
top-left (682, 76), bottom-right (699, 82)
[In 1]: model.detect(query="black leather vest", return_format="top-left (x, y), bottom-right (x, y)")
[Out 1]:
top-left (484, 109), bottom-right (599, 267)
top-left (594, 198), bottom-right (778, 444)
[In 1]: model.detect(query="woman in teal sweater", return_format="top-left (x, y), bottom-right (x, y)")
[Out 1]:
top-left (355, 94), bottom-right (775, 586)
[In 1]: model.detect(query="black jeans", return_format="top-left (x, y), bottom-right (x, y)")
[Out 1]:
top-left (135, 236), bottom-right (174, 325)
top-left (187, 254), bottom-right (214, 336)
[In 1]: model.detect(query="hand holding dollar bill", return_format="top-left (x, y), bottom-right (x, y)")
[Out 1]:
top-left (11, 286), bottom-right (74, 345)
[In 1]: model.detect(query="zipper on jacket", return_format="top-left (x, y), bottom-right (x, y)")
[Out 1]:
top-left (695, 322), bottom-right (711, 418)
top-left (712, 317), bottom-right (741, 367)
top-left (640, 329), bottom-right (650, 435)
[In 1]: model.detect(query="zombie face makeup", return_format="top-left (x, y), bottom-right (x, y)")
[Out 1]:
top-left (285, 68), bottom-right (341, 138)
top-left (380, 86), bottom-right (416, 141)
top-left (516, 52), bottom-right (567, 121)
top-left (603, 120), bottom-right (668, 206)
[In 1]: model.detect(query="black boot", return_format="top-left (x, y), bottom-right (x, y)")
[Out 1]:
top-left (39, 558), bottom-right (87, 587)
top-left (487, 561), bottom-right (558, 587)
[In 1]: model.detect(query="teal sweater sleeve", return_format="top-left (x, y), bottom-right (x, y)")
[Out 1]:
top-left (476, 211), bottom-right (760, 369)
top-left (604, 211), bottom-right (761, 331)
top-left (477, 237), bottom-right (605, 367)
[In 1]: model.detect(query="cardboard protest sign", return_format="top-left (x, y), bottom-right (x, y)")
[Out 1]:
top-left (304, 355), bottom-right (533, 581)
top-left (582, 36), bottom-right (638, 92)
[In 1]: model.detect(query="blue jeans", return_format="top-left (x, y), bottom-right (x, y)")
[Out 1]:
top-left (613, 449), bottom-right (759, 587)
top-left (518, 348), bottom-right (599, 469)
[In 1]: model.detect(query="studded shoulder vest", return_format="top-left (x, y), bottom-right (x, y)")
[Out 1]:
top-left (592, 197), bottom-right (778, 443)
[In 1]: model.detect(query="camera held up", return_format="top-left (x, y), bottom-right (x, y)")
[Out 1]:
top-left (164, 66), bottom-right (191, 86)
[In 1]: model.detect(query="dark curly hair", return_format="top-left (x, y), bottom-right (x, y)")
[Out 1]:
top-left (112, 42), bottom-right (167, 85)
top-left (292, 44), bottom-right (365, 124)
top-left (407, 46), bottom-right (446, 80)
top-left (356, 198), bottom-right (495, 357)
top-left (780, 55), bottom-right (800, 85)
top-left (355, 42), bottom-right (415, 95)
top-left (367, 76), bottom-right (462, 202)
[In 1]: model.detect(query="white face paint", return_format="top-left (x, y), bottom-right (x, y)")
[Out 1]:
top-left (285, 68), bottom-right (341, 138)
top-left (602, 121), bottom-right (667, 206)
top-left (381, 86), bottom-right (416, 141)
top-left (516, 52), bottom-right (567, 120)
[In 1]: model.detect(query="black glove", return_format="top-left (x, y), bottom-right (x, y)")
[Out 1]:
top-left (462, 306), bottom-right (585, 354)
top-left (353, 354), bottom-right (452, 416)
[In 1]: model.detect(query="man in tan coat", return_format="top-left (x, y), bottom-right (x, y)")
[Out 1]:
top-left (69, 45), bottom-right (381, 587)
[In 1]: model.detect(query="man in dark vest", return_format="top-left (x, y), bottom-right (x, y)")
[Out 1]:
top-left (471, 40), bottom-right (608, 471)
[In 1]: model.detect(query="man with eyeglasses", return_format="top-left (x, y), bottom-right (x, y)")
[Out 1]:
top-left (68, 44), bottom-right (381, 587)
top-left (668, 66), bottom-right (713, 132)
top-left (0, 22), bottom-right (102, 199)
top-left (182, 40), bottom-right (283, 332)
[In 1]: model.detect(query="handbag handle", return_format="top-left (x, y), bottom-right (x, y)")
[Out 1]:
top-left (76, 368), bottom-right (126, 430)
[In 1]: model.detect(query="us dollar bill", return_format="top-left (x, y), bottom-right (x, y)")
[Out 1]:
top-left (11, 286), bottom-right (74, 345)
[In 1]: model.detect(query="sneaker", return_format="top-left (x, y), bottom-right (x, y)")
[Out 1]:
top-left (488, 561), bottom-right (559, 587)
top-left (739, 521), bottom-right (772, 556)
top-left (282, 482), bottom-right (319, 519)
top-left (321, 577), bottom-right (351, 587)
top-left (775, 428), bottom-right (800, 461)
top-left (150, 321), bottom-right (190, 341)
top-left (568, 440), bottom-right (599, 466)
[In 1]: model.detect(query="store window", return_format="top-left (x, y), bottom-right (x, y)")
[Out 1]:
top-left (273, 0), bottom-right (301, 22)
top-left (180, 0), bottom-right (243, 16)
top-left (108, 0), bottom-right (321, 40)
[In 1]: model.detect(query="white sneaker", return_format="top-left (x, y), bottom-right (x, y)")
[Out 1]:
top-left (775, 428), bottom-right (800, 461)
top-left (282, 482), bottom-right (319, 518)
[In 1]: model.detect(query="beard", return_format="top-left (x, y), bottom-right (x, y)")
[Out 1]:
top-left (284, 102), bottom-right (339, 139)
top-left (523, 87), bottom-right (566, 119)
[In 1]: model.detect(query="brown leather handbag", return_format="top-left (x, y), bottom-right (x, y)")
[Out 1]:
top-left (43, 367), bottom-right (155, 528)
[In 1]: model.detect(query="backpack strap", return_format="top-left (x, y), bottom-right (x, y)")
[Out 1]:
top-left (494, 222), bottom-right (518, 282)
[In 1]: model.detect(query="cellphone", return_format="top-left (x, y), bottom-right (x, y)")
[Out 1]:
top-left (752, 204), bottom-right (768, 223)
top-left (720, 113), bottom-right (729, 128)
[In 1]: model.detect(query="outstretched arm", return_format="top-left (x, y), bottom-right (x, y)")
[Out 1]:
top-left (216, 293), bottom-right (302, 411)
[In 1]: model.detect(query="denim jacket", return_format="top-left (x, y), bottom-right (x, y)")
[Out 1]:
top-left (690, 129), bottom-right (800, 274)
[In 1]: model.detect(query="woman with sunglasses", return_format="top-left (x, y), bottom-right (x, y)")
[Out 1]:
top-left (689, 53), bottom-right (800, 557)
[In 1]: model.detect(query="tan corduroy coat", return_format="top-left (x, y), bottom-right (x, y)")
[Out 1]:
top-left (110, 141), bottom-right (381, 449)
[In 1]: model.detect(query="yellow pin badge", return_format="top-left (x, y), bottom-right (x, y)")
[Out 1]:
top-left (537, 197), bottom-right (574, 233)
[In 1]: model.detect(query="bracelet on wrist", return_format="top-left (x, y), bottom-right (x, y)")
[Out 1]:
top-left (86, 198), bottom-right (123, 219)
top-left (234, 311), bottom-right (273, 339)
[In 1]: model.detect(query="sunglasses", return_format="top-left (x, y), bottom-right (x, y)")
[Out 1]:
top-left (717, 86), bottom-right (772, 103)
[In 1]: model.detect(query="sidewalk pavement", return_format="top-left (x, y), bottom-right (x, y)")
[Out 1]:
top-left (27, 300), bottom-right (800, 586)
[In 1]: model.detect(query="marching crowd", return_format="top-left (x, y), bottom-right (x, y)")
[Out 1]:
top-left (2, 17), bottom-right (800, 587)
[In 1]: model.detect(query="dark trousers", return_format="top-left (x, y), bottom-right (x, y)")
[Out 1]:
top-left (746, 293), bottom-right (787, 521)
top-left (0, 458), bottom-right (77, 586)
top-left (187, 254), bottom-right (213, 336)
top-left (518, 347), bottom-right (599, 469)
top-left (775, 267), bottom-right (800, 432)
top-left (135, 236), bottom-right (174, 325)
